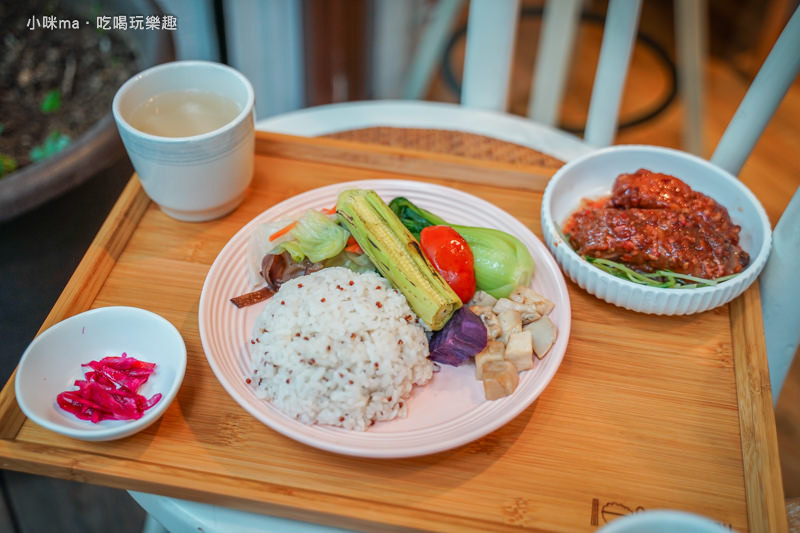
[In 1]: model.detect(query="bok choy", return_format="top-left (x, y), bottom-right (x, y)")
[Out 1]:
top-left (389, 197), bottom-right (535, 299)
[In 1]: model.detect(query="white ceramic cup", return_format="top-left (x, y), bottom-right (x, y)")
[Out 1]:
top-left (112, 60), bottom-right (255, 222)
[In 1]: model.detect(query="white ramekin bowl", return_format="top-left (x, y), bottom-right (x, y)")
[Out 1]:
top-left (541, 145), bottom-right (771, 315)
top-left (15, 306), bottom-right (186, 441)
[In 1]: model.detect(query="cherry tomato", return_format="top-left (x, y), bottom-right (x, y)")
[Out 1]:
top-left (420, 225), bottom-right (476, 303)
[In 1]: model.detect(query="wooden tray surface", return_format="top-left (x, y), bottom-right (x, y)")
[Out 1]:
top-left (0, 131), bottom-right (786, 532)
top-left (322, 126), bottom-right (566, 168)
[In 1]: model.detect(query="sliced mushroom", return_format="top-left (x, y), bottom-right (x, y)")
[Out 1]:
top-left (262, 251), bottom-right (323, 291)
top-left (469, 305), bottom-right (502, 340)
top-left (524, 316), bottom-right (557, 359)
top-left (492, 297), bottom-right (541, 325)
top-left (509, 286), bottom-right (555, 316)
top-left (496, 309), bottom-right (522, 344)
top-left (469, 290), bottom-right (498, 307)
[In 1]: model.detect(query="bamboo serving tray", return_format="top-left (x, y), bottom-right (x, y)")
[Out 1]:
top-left (0, 131), bottom-right (787, 532)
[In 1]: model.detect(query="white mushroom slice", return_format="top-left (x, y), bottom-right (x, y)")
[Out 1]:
top-left (469, 305), bottom-right (491, 315)
top-left (504, 330), bottom-right (534, 371)
top-left (475, 340), bottom-right (505, 379)
top-left (510, 286), bottom-right (555, 316)
top-left (496, 309), bottom-right (522, 344)
top-left (533, 297), bottom-right (555, 317)
top-left (493, 297), bottom-right (541, 325)
top-left (468, 290), bottom-right (498, 307)
top-left (469, 305), bottom-right (502, 340)
top-left (481, 360), bottom-right (519, 400)
top-left (524, 316), bottom-right (557, 359)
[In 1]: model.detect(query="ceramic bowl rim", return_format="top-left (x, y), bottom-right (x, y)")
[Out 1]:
top-left (14, 306), bottom-right (187, 441)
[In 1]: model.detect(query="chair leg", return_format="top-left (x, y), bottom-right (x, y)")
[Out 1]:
top-left (461, 0), bottom-right (521, 111)
top-left (142, 513), bottom-right (169, 533)
top-left (710, 6), bottom-right (800, 176)
top-left (583, 0), bottom-right (642, 147)
top-left (401, 0), bottom-right (465, 100)
top-left (674, 0), bottom-right (707, 156)
top-left (527, 0), bottom-right (582, 126)
top-left (760, 187), bottom-right (800, 404)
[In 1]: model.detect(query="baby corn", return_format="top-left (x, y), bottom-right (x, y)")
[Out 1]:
top-left (336, 189), bottom-right (461, 330)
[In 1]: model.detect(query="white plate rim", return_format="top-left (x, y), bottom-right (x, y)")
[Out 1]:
top-left (199, 179), bottom-right (571, 458)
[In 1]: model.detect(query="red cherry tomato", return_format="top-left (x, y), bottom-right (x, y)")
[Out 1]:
top-left (420, 225), bottom-right (476, 303)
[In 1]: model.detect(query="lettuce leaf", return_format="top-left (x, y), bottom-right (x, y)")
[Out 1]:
top-left (275, 209), bottom-right (349, 263)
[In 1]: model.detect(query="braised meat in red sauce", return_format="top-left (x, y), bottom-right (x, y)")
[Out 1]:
top-left (562, 169), bottom-right (749, 279)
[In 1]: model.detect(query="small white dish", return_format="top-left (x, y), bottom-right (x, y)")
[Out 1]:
top-left (541, 145), bottom-right (772, 315)
top-left (596, 509), bottom-right (732, 532)
top-left (15, 306), bottom-right (186, 441)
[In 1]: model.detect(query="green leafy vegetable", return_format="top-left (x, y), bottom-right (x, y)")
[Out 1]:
top-left (0, 153), bottom-right (18, 177)
top-left (274, 208), bottom-right (349, 263)
top-left (322, 249), bottom-right (375, 273)
top-left (585, 256), bottom-right (737, 288)
top-left (389, 197), bottom-right (535, 299)
top-left (40, 90), bottom-right (62, 114)
top-left (30, 131), bottom-right (71, 162)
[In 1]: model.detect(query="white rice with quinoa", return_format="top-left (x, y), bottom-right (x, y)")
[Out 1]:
top-left (248, 267), bottom-right (433, 431)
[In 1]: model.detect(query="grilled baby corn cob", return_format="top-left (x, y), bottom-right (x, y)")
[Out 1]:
top-left (337, 189), bottom-right (462, 330)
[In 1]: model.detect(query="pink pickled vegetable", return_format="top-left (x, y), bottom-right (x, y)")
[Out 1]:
top-left (57, 353), bottom-right (161, 423)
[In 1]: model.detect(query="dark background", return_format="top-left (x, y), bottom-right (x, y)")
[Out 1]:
top-left (0, 156), bottom-right (147, 532)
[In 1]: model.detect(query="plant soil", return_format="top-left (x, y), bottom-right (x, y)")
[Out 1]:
top-left (0, 1), bottom-right (140, 175)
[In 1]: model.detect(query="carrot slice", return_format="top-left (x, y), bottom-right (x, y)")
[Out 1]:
top-left (269, 221), bottom-right (297, 241)
top-left (344, 236), bottom-right (363, 254)
top-left (269, 205), bottom-right (336, 242)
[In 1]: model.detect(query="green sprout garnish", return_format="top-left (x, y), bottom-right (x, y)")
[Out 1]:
top-left (584, 256), bottom-right (737, 289)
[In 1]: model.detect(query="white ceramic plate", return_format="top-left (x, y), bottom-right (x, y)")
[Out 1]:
top-left (199, 179), bottom-right (571, 458)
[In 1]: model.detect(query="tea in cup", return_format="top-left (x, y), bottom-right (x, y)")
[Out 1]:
top-left (112, 61), bottom-right (255, 222)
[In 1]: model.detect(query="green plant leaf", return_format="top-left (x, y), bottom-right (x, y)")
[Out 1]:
top-left (30, 131), bottom-right (71, 163)
top-left (41, 90), bottom-right (62, 114)
top-left (0, 153), bottom-right (18, 178)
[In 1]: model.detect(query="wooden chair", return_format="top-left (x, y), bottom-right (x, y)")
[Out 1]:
top-left (461, 0), bottom-right (641, 148)
top-left (709, 5), bottom-right (800, 403)
top-left (260, 0), bottom-right (642, 162)
top-left (403, 0), bottom-right (707, 154)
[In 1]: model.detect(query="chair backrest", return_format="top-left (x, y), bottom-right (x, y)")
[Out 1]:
top-left (760, 186), bottom-right (800, 404)
top-left (709, 6), bottom-right (800, 403)
top-left (710, 6), bottom-right (800, 177)
top-left (460, 0), bottom-right (642, 147)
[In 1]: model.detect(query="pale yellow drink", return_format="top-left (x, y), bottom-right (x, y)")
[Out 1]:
top-left (127, 90), bottom-right (241, 137)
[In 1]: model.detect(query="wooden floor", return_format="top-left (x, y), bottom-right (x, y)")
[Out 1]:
top-left (1, 4), bottom-right (798, 533)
